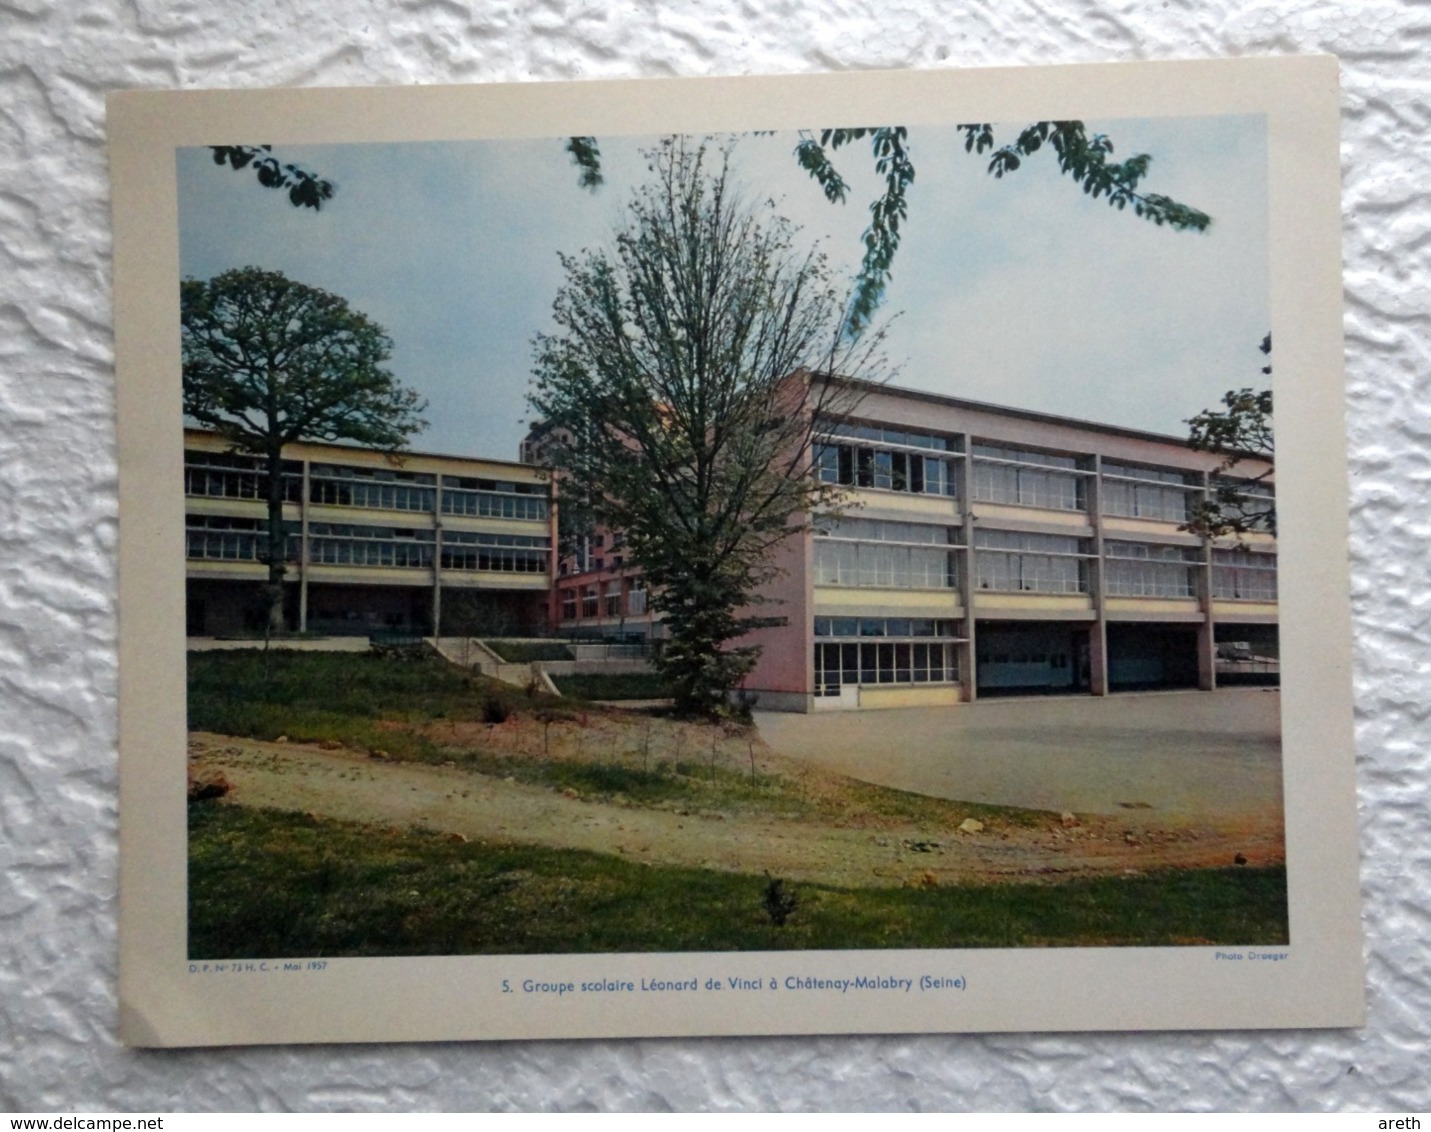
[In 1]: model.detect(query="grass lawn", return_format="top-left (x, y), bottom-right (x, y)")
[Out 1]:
top-left (188, 649), bottom-right (1290, 955)
top-left (189, 803), bottom-right (1289, 958)
top-left (189, 650), bottom-right (1048, 828)
top-left (188, 649), bottom-right (549, 761)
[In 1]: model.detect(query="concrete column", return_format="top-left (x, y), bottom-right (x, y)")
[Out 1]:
top-left (1087, 455), bottom-right (1108, 696)
top-left (545, 473), bottom-right (560, 633)
top-left (298, 459), bottom-right (310, 633)
top-left (1196, 470), bottom-right (1216, 691)
top-left (1087, 623), bottom-right (1109, 696)
top-left (958, 441), bottom-right (977, 703)
top-left (431, 474), bottom-right (443, 637)
top-left (1196, 619), bottom-right (1216, 691)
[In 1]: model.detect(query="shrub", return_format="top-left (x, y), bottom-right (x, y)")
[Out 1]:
top-left (762, 876), bottom-right (799, 927)
top-left (482, 695), bottom-right (513, 725)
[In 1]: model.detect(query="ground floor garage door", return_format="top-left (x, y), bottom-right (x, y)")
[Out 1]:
top-left (1106, 623), bottom-right (1200, 691)
top-left (975, 622), bottom-right (1203, 695)
top-left (975, 624), bottom-right (1088, 695)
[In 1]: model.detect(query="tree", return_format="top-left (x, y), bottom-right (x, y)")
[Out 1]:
top-left (529, 140), bottom-right (885, 719)
top-left (181, 267), bottom-right (428, 632)
top-left (1184, 334), bottom-right (1275, 539)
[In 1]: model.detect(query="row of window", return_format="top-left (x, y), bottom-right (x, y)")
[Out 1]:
top-left (561, 532), bottom-right (627, 575)
top-left (970, 529), bottom-right (1086, 595)
top-left (809, 522), bottom-right (1274, 600)
top-left (814, 517), bottom-right (955, 545)
top-left (1103, 559), bottom-right (1195, 599)
top-left (310, 536), bottom-right (434, 569)
top-left (1100, 462), bottom-right (1199, 521)
top-left (184, 460), bottom-right (304, 504)
top-left (441, 488), bottom-right (549, 521)
top-left (185, 515), bottom-right (550, 574)
top-left (814, 543), bottom-right (957, 589)
top-left (816, 444), bottom-right (1220, 519)
top-left (1099, 479), bottom-right (1192, 522)
top-left (559, 580), bottom-right (648, 622)
top-left (1102, 540), bottom-right (1198, 598)
top-left (814, 517), bottom-right (959, 590)
top-left (184, 453), bottom-right (550, 519)
top-left (814, 641), bottom-right (960, 694)
top-left (1211, 550), bottom-right (1278, 602)
top-left (822, 423), bottom-right (957, 452)
top-left (444, 531), bottom-right (553, 574)
top-left (438, 543), bottom-right (549, 573)
top-left (806, 431), bottom-right (1270, 525)
top-left (552, 548), bottom-right (1274, 604)
top-left (187, 527), bottom-right (1268, 602)
top-left (813, 617), bottom-right (961, 638)
top-left (815, 443), bottom-right (956, 496)
top-left (973, 460), bottom-right (1083, 511)
top-left (186, 528), bottom-right (284, 563)
top-left (308, 477), bottom-right (434, 513)
top-left (976, 550), bottom-right (1086, 594)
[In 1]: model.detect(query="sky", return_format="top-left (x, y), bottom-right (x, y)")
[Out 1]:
top-left (176, 115), bottom-right (1268, 462)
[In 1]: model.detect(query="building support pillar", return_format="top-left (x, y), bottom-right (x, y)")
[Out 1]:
top-left (431, 474), bottom-right (443, 638)
top-left (298, 459), bottom-right (310, 633)
top-left (1196, 470), bottom-right (1216, 691)
top-left (1088, 455), bottom-right (1108, 696)
top-left (1196, 618), bottom-right (1216, 691)
top-left (1088, 621), bottom-right (1109, 696)
top-left (960, 628), bottom-right (978, 703)
top-left (960, 445), bottom-right (978, 703)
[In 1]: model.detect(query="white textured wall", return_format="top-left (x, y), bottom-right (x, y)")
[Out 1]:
top-left (2, 0), bottom-right (1427, 1112)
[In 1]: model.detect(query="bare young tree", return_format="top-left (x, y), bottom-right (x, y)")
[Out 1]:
top-left (530, 139), bottom-right (886, 719)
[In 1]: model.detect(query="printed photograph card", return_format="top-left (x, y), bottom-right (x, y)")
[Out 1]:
top-left (111, 57), bottom-right (1361, 1047)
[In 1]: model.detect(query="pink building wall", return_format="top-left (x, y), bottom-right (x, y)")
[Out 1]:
top-left (735, 521), bottom-right (815, 711)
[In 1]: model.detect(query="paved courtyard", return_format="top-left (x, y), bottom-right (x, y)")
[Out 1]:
top-left (755, 688), bottom-right (1283, 820)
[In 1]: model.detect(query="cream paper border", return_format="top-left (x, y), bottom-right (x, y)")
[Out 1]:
top-left (111, 57), bottom-right (1361, 1047)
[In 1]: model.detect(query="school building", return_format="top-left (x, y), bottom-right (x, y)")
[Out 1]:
top-left (549, 378), bottom-right (1278, 711)
top-left (186, 374), bottom-right (1277, 710)
top-left (183, 429), bottom-right (554, 638)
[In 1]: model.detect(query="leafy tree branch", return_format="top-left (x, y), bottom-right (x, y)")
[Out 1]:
top-left (1184, 335), bottom-right (1275, 539)
top-left (793, 120), bottom-right (1211, 334)
top-left (209, 146), bottom-right (334, 210)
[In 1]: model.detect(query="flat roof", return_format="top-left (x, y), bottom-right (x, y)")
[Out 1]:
top-left (819, 375), bottom-right (1255, 455)
top-left (183, 427), bottom-right (541, 475)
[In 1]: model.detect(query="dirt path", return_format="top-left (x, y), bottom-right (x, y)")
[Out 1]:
top-left (190, 733), bottom-right (1284, 889)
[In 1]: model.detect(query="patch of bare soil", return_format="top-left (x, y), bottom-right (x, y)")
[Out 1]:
top-left (189, 730), bottom-right (1284, 889)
